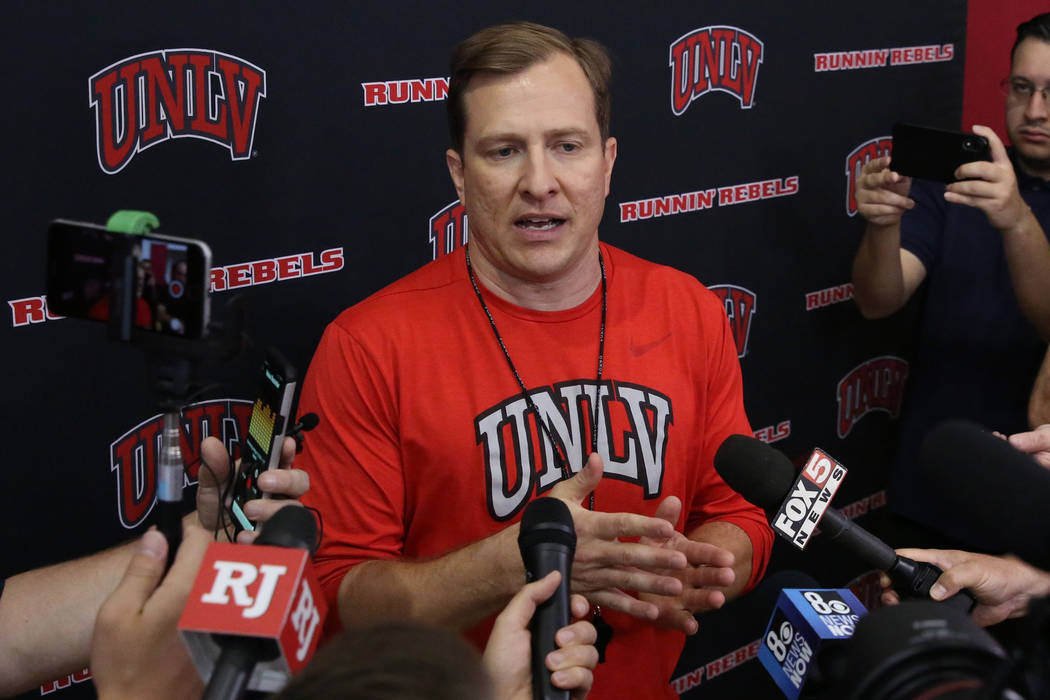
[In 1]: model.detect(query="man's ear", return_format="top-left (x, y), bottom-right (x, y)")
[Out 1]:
top-left (602, 137), bottom-right (617, 197)
top-left (446, 148), bottom-right (466, 203)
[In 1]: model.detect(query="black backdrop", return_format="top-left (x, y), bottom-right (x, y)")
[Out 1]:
top-left (2, 2), bottom-right (968, 697)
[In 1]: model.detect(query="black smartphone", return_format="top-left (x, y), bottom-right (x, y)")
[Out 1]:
top-left (46, 219), bottom-right (212, 338)
top-left (230, 347), bottom-right (298, 533)
top-left (891, 123), bottom-right (992, 183)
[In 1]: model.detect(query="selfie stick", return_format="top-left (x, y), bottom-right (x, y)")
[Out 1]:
top-left (105, 211), bottom-right (186, 566)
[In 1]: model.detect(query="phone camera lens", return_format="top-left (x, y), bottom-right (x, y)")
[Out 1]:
top-left (963, 138), bottom-right (976, 150)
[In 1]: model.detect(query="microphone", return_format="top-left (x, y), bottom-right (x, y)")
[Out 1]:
top-left (518, 498), bottom-right (576, 700)
top-left (758, 586), bottom-right (868, 699)
top-left (179, 507), bottom-right (327, 700)
top-left (920, 419), bottom-right (1050, 569)
top-left (713, 435), bottom-right (974, 608)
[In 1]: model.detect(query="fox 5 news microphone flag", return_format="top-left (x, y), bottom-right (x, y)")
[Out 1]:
top-left (178, 541), bottom-right (327, 692)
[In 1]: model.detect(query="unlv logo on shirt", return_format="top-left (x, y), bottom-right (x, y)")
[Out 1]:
top-left (845, 137), bottom-right (893, 216)
top-left (669, 26), bottom-right (764, 115)
top-left (836, 356), bottom-right (908, 438)
top-left (709, 284), bottom-right (757, 358)
top-left (477, 380), bottom-right (672, 520)
top-left (110, 399), bottom-right (251, 528)
top-left (429, 200), bottom-right (469, 260)
top-left (89, 49), bottom-right (267, 174)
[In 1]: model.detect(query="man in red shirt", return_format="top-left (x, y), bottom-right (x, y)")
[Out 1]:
top-left (298, 21), bottom-right (772, 698)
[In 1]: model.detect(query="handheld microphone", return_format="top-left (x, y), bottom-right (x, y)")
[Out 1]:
top-left (518, 498), bottom-right (576, 700)
top-left (179, 507), bottom-right (326, 700)
top-left (758, 587), bottom-right (868, 699)
top-left (713, 435), bottom-right (975, 609)
top-left (920, 419), bottom-right (1050, 569)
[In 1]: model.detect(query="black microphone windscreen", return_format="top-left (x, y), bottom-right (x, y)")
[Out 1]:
top-left (299, 413), bottom-right (319, 431)
top-left (714, 434), bottom-right (796, 513)
top-left (255, 506), bottom-right (318, 552)
top-left (518, 498), bottom-right (576, 552)
top-left (920, 419), bottom-right (1050, 566)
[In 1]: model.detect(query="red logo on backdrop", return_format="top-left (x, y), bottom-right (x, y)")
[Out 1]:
top-left (89, 49), bottom-right (267, 174)
top-left (845, 137), bottom-right (892, 216)
top-left (111, 399), bottom-right (251, 528)
top-left (429, 200), bottom-right (469, 260)
top-left (836, 356), bottom-right (908, 438)
top-left (709, 285), bottom-right (757, 358)
top-left (669, 26), bottom-right (764, 115)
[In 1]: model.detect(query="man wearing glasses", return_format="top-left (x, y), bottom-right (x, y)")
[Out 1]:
top-left (850, 12), bottom-right (1050, 549)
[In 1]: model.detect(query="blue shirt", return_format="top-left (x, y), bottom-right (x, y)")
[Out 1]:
top-left (890, 153), bottom-right (1050, 546)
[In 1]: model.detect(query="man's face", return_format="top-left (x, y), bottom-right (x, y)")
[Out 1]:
top-left (1006, 38), bottom-right (1050, 175)
top-left (446, 52), bottom-right (616, 289)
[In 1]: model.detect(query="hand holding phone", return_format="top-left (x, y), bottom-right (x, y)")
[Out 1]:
top-left (230, 347), bottom-right (298, 533)
top-left (891, 123), bottom-right (992, 184)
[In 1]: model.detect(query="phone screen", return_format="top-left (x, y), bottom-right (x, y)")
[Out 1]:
top-left (230, 349), bottom-right (298, 533)
top-left (46, 219), bottom-right (212, 338)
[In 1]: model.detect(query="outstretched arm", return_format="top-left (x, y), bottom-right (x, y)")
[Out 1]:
top-left (0, 436), bottom-right (307, 696)
top-left (880, 548), bottom-right (1050, 626)
top-left (336, 454), bottom-right (696, 632)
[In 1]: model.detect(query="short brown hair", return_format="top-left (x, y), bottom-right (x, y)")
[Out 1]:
top-left (447, 21), bottom-right (612, 152)
top-left (273, 623), bottom-right (491, 700)
top-left (1012, 12), bottom-right (1050, 61)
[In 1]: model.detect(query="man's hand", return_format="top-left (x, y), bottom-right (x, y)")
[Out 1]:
top-left (482, 571), bottom-right (597, 700)
top-left (879, 548), bottom-right (1050, 627)
top-left (856, 156), bottom-right (914, 226)
top-left (946, 126), bottom-right (1033, 234)
top-left (1007, 424), bottom-right (1050, 469)
top-left (548, 453), bottom-right (695, 622)
top-left (198, 436), bottom-right (310, 543)
top-left (634, 497), bottom-right (736, 635)
top-left (90, 523), bottom-right (212, 700)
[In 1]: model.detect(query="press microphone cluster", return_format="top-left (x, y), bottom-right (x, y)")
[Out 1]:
top-left (178, 506), bottom-right (327, 700)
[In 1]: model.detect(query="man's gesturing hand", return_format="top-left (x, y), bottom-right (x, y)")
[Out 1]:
top-left (635, 497), bottom-right (736, 635)
top-left (548, 453), bottom-right (692, 622)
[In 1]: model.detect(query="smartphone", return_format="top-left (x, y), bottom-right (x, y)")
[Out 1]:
top-left (891, 123), bottom-right (992, 183)
top-left (230, 347), bottom-right (298, 533)
top-left (46, 219), bottom-right (212, 338)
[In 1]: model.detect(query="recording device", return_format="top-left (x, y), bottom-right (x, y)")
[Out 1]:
top-left (920, 419), bottom-right (1050, 569)
top-left (46, 218), bottom-right (211, 338)
top-left (230, 348), bottom-right (298, 534)
top-left (518, 498), bottom-right (576, 700)
top-left (179, 506), bottom-right (326, 700)
top-left (713, 435), bottom-right (975, 608)
top-left (819, 601), bottom-right (1017, 700)
top-left (890, 123), bottom-right (992, 183)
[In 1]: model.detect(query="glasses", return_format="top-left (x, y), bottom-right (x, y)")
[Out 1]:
top-left (1001, 77), bottom-right (1050, 104)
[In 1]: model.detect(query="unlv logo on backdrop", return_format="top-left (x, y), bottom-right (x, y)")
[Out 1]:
top-left (111, 399), bottom-right (251, 528)
top-left (709, 285), bottom-right (757, 358)
top-left (844, 137), bottom-right (892, 216)
top-left (89, 49), bottom-right (267, 174)
top-left (429, 200), bottom-right (469, 260)
top-left (836, 356), bottom-right (908, 438)
top-left (669, 26), bottom-right (764, 115)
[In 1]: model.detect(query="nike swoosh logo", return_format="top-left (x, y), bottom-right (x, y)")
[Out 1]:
top-left (630, 332), bottom-right (672, 356)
